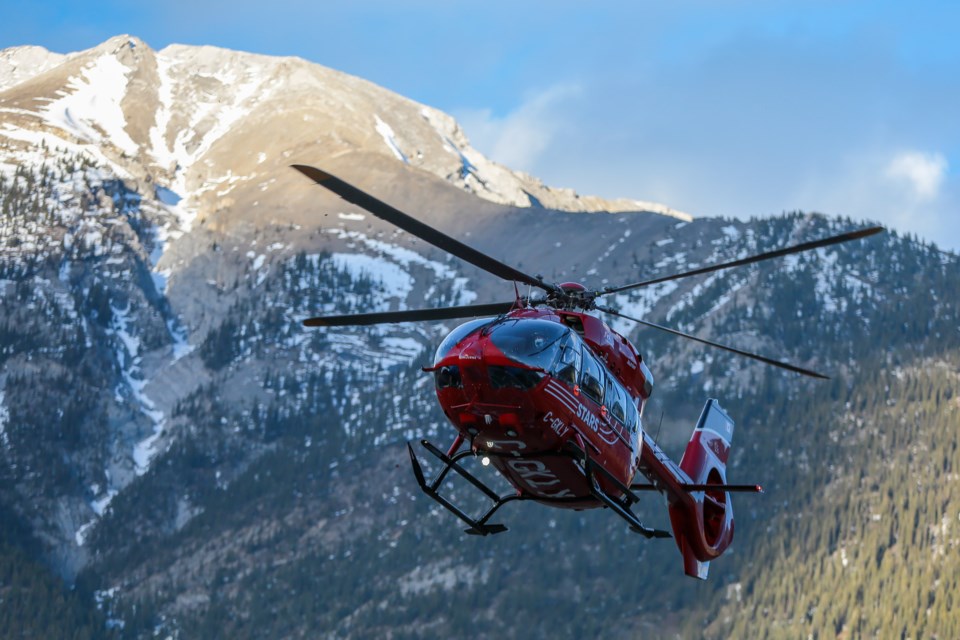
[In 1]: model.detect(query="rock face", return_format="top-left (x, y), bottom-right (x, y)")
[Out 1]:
top-left (2, 35), bottom-right (958, 640)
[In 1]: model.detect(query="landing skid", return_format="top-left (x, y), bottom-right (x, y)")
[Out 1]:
top-left (408, 437), bottom-right (671, 539)
top-left (407, 439), bottom-right (519, 536)
top-left (567, 441), bottom-right (672, 539)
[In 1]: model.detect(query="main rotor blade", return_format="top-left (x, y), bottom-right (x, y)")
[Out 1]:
top-left (292, 165), bottom-right (557, 294)
top-left (603, 226), bottom-right (884, 295)
top-left (303, 301), bottom-right (516, 327)
top-left (596, 305), bottom-right (829, 379)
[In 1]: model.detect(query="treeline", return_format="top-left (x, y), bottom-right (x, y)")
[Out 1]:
top-left (704, 358), bottom-right (960, 639)
top-left (0, 503), bottom-right (113, 639)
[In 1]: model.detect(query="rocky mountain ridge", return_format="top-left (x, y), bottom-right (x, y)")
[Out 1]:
top-left (0, 35), bottom-right (692, 218)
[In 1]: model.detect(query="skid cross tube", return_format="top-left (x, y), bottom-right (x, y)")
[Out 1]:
top-left (568, 442), bottom-right (672, 539)
top-left (408, 440), bottom-right (520, 536)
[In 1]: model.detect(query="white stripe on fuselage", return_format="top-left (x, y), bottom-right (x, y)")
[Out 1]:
top-left (544, 385), bottom-right (578, 414)
top-left (544, 380), bottom-right (626, 447)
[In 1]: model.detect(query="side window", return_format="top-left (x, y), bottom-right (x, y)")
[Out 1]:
top-left (605, 376), bottom-right (626, 424)
top-left (554, 339), bottom-right (581, 387)
top-left (625, 395), bottom-right (639, 432)
top-left (580, 351), bottom-right (603, 404)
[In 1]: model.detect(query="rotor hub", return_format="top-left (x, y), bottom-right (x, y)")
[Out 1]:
top-left (548, 282), bottom-right (597, 311)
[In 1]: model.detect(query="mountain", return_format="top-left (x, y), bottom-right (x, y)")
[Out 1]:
top-left (1, 35), bottom-right (958, 639)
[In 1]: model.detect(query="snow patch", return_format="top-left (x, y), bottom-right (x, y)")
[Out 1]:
top-left (148, 54), bottom-right (177, 169)
top-left (331, 252), bottom-right (414, 301)
top-left (0, 124), bottom-right (131, 180)
top-left (75, 520), bottom-right (96, 546)
top-left (92, 488), bottom-right (119, 516)
top-left (168, 318), bottom-right (193, 361)
top-left (325, 228), bottom-right (477, 304)
top-left (721, 225), bottom-right (741, 240)
top-left (381, 337), bottom-right (424, 361)
top-left (442, 136), bottom-right (480, 181)
top-left (399, 561), bottom-right (489, 596)
top-left (374, 114), bottom-right (408, 163)
top-left (606, 281), bottom-right (679, 335)
top-left (0, 388), bottom-right (9, 449)
top-left (152, 184), bottom-right (195, 245)
top-left (108, 303), bottom-right (166, 475)
top-left (42, 55), bottom-right (139, 156)
top-left (149, 51), bottom-right (274, 237)
top-left (666, 273), bottom-right (721, 323)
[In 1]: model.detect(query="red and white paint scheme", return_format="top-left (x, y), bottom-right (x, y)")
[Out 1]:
top-left (427, 304), bottom-right (747, 579)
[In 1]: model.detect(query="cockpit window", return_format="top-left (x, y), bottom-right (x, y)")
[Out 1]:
top-left (580, 350), bottom-right (604, 404)
top-left (554, 337), bottom-right (581, 387)
top-left (434, 365), bottom-right (462, 389)
top-left (486, 319), bottom-right (569, 371)
top-left (434, 317), bottom-right (493, 364)
top-left (489, 365), bottom-right (543, 390)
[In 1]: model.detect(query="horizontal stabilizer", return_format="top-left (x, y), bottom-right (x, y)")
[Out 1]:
top-left (684, 483), bottom-right (763, 493)
top-left (631, 483), bottom-right (763, 493)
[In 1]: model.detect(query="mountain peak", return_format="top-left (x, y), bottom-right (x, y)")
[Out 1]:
top-left (92, 34), bottom-right (145, 53)
top-left (0, 35), bottom-right (691, 220)
top-left (0, 44), bottom-right (66, 92)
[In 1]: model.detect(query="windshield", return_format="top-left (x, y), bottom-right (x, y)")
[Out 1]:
top-left (434, 317), bottom-right (494, 364)
top-left (486, 319), bottom-right (569, 371)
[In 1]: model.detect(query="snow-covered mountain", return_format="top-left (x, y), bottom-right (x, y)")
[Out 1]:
top-left (1, 35), bottom-right (957, 640)
top-left (0, 35), bottom-right (691, 218)
top-left (0, 33), bottom-right (694, 577)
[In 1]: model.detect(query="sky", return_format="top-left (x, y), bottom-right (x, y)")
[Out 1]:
top-left (3, 0), bottom-right (959, 252)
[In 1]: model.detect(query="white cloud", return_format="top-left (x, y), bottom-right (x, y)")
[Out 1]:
top-left (776, 148), bottom-right (957, 252)
top-left (885, 151), bottom-right (948, 201)
top-left (454, 84), bottom-right (580, 173)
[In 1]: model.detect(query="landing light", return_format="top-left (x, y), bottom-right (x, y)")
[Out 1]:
top-left (482, 456), bottom-right (491, 467)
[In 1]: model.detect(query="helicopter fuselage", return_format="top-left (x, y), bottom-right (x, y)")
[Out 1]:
top-left (429, 306), bottom-right (652, 508)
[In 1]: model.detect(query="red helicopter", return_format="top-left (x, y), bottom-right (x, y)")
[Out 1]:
top-left (294, 164), bottom-right (883, 579)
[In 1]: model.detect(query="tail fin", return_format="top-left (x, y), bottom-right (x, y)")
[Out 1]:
top-left (680, 398), bottom-right (735, 478)
top-left (669, 399), bottom-right (736, 580)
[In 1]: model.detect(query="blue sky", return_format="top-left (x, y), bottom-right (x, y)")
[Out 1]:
top-left (4, 1), bottom-right (959, 251)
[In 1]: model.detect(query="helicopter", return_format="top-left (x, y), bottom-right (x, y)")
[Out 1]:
top-left (293, 164), bottom-right (883, 579)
